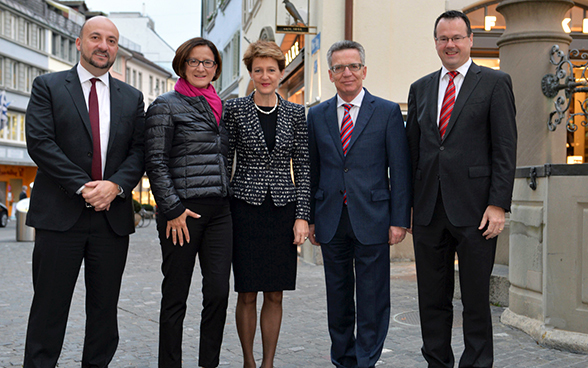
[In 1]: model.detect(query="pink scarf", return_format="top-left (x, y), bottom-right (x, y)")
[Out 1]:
top-left (174, 77), bottom-right (222, 125)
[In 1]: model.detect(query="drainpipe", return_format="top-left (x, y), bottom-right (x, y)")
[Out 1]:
top-left (345, 0), bottom-right (353, 40)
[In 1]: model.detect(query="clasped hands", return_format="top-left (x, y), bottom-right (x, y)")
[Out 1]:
top-left (81, 180), bottom-right (119, 212)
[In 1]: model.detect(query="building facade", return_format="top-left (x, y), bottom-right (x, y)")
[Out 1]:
top-left (0, 0), bottom-right (81, 216)
top-left (201, 0), bottom-right (242, 100)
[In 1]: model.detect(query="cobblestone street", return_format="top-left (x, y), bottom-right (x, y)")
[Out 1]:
top-left (1, 220), bottom-right (587, 367)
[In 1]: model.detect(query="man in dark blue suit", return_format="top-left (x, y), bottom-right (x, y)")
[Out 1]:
top-left (308, 40), bottom-right (411, 368)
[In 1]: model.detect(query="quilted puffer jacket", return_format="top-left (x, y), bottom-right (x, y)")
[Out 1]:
top-left (145, 91), bottom-right (230, 221)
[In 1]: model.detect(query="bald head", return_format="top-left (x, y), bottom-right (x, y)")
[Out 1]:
top-left (76, 16), bottom-right (119, 76)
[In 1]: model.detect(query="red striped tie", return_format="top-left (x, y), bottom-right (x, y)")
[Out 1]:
top-left (341, 104), bottom-right (354, 155)
top-left (341, 104), bottom-right (353, 204)
top-left (439, 71), bottom-right (459, 139)
top-left (89, 78), bottom-right (102, 180)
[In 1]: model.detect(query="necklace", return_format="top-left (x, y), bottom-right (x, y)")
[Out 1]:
top-left (254, 94), bottom-right (278, 115)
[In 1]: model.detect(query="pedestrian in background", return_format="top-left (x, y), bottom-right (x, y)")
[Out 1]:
top-left (19, 185), bottom-right (28, 200)
top-left (224, 40), bottom-right (310, 368)
top-left (406, 10), bottom-right (517, 368)
top-left (144, 37), bottom-right (232, 368)
top-left (23, 16), bottom-right (145, 367)
top-left (307, 40), bottom-right (412, 368)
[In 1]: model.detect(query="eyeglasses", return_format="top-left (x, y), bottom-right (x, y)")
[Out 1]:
top-left (185, 58), bottom-right (217, 68)
top-left (435, 35), bottom-right (469, 45)
top-left (330, 63), bottom-right (364, 74)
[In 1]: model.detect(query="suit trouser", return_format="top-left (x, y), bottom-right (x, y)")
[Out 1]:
top-left (321, 207), bottom-right (390, 368)
top-left (157, 199), bottom-right (232, 368)
top-left (413, 194), bottom-right (496, 368)
top-left (24, 208), bottom-right (129, 368)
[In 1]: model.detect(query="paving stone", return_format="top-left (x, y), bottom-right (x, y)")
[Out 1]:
top-left (1, 220), bottom-right (587, 367)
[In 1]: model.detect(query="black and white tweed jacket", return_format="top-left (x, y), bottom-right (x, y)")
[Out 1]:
top-left (224, 92), bottom-right (310, 221)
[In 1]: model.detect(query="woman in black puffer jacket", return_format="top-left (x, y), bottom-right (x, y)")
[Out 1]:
top-left (144, 37), bottom-right (231, 368)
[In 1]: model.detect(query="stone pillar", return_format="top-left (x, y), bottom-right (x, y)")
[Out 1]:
top-left (497, 0), bottom-right (572, 166)
top-left (497, 0), bottom-right (588, 352)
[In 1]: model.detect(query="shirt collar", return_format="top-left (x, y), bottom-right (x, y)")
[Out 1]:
top-left (337, 88), bottom-right (365, 108)
top-left (77, 63), bottom-right (110, 88)
top-left (441, 58), bottom-right (472, 79)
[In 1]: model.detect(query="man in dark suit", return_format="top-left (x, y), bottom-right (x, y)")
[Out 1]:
top-left (308, 40), bottom-right (411, 368)
top-left (406, 11), bottom-right (517, 368)
top-left (23, 16), bottom-right (145, 367)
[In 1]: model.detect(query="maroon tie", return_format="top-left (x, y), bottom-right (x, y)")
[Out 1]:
top-left (341, 104), bottom-right (354, 204)
top-left (439, 71), bottom-right (459, 139)
top-left (89, 78), bottom-right (102, 180)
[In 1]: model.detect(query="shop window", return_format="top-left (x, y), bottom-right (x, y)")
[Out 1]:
top-left (464, 1), bottom-right (504, 32)
top-left (1, 113), bottom-right (26, 144)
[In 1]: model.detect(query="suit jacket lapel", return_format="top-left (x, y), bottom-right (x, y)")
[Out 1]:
top-left (245, 93), bottom-right (271, 156)
top-left (325, 97), bottom-right (344, 160)
top-left (64, 67), bottom-right (92, 138)
top-left (347, 89), bottom-right (374, 153)
top-left (427, 70), bottom-right (442, 143)
top-left (107, 75), bottom-right (121, 153)
top-left (443, 62), bottom-right (481, 140)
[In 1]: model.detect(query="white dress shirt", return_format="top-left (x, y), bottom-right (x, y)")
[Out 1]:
top-left (77, 63), bottom-right (111, 177)
top-left (436, 58), bottom-right (472, 127)
top-left (336, 88), bottom-right (365, 130)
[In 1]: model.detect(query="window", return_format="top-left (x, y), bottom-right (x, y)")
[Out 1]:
top-left (155, 79), bottom-right (160, 95)
top-left (204, 0), bottom-right (218, 28)
top-left (113, 56), bottom-right (122, 74)
top-left (138, 72), bottom-right (143, 90)
top-left (220, 31), bottom-right (240, 92)
top-left (0, 57), bottom-right (3, 87)
top-left (24, 66), bottom-right (32, 93)
top-left (0, 113), bottom-right (25, 143)
top-left (132, 70), bottom-right (137, 87)
top-left (149, 76), bottom-right (153, 95)
top-left (37, 26), bottom-right (45, 51)
top-left (125, 67), bottom-right (131, 84)
top-left (7, 13), bottom-right (17, 39)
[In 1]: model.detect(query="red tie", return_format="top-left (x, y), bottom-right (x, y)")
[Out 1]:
top-left (89, 78), bottom-right (102, 180)
top-left (341, 104), bottom-right (354, 155)
top-left (439, 71), bottom-right (459, 139)
top-left (341, 104), bottom-right (354, 204)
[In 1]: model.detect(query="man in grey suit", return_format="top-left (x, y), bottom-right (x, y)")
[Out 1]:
top-left (308, 40), bottom-right (411, 368)
top-left (23, 16), bottom-right (145, 367)
top-left (406, 11), bottom-right (517, 368)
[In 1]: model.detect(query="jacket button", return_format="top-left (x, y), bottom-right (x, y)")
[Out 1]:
top-left (344, 168), bottom-right (349, 173)
top-left (87, 152), bottom-right (92, 157)
top-left (440, 146), bottom-right (445, 151)
top-left (340, 190), bottom-right (344, 194)
top-left (266, 164), bottom-right (270, 169)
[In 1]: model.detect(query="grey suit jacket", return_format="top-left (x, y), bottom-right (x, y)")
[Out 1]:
top-left (25, 65), bottom-right (145, 235)
top-left (406, 62), bottom-right (517, 227)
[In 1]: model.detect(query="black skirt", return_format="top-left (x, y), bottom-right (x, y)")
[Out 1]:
top-left (231, 194), bottom-right (297, 293)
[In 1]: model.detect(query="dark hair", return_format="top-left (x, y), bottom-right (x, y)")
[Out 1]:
top-left (326, 40), bottom-right (365, 69)
top-left (243, 40), bottom-right (286, 72)
top-left (172, 37), bottom-right (222, 81)
top-left (434, 10), bottom-right (472, 38)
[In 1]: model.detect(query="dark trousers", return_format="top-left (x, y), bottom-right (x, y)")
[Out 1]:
top-left (157, 199), bottom-right (232, 368)
top-left (24, 208), bottom-right (129, 368)
top-left (321, 207), bottom-right (390, 368)
top-left (413, 194), bottom-right (497, 368)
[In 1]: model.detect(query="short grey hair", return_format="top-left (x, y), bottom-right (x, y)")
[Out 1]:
top-left (326, 40), bottom-right (366, 68)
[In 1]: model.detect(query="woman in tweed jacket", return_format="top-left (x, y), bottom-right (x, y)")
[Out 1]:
top-left (224, 40), bottom-right (310, 368)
